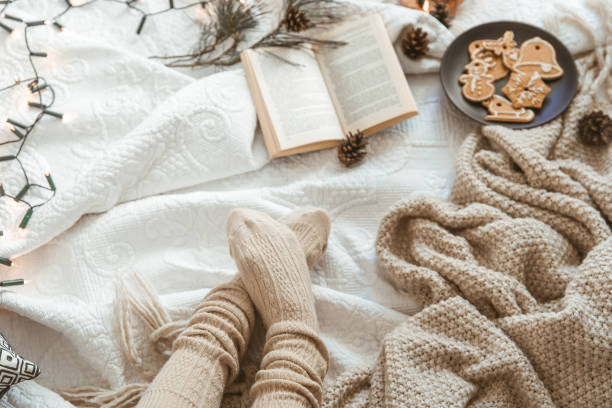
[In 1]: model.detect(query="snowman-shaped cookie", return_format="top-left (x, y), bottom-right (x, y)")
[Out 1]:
top-left (459, 59), bottom-right (496, 102)
top-left (469, 39), bottom-right (508, 81)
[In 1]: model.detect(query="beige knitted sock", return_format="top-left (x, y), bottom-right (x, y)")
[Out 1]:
top-left (279, 207), bottom-right (330, 269)
top-left (136, 278), bottom-right (255, 408)
top-left (227, 208), bottom-right (330, 408)
top-left (137, 209), bottom-right (330, 408)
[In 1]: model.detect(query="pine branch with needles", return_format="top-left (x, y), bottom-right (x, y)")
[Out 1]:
top-left (155, 0), bottom-right (348, 68)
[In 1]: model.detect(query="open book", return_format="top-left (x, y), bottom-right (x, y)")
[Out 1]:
top-left (241, 14), bottom-right (418, 158)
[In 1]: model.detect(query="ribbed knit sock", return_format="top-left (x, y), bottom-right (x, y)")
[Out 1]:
top-left (227, 208), bottom-right (330, 408)
top-left (137, 209), bottom-right (330, 408)
top-left (279, 207), bottom-right (330, 269)
top-left (136, 278), bottom-right (255, 408)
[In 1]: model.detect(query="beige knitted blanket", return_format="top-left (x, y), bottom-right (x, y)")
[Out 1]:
top-left (322, 46), bottom-right (612, 407)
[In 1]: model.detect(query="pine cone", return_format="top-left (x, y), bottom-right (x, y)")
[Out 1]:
top-left (285, 7), bottom-right (310, 32)
top-left (400, 26), bottom-right (430, 60)
top-left (338, 130), bottom-right (367, 167)
top-left (578, 110), bottom-right (612, 147)
top-left (430, 1), bottom-right (451, 28)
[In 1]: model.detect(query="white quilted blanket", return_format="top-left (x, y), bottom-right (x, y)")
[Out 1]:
top-left (0, 0), bottom-right (605, 405)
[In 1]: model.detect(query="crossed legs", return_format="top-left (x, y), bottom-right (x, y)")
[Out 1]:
top-left (137, 208), bottom-right (330, 408)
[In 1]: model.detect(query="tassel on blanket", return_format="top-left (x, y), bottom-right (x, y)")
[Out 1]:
top-left (59, 383), bottom-right (149, 408)
top-left (115, 272), bottom-right (187, 377)
top-left (58, 272), bottom-right (188, 408)
top-left (59, 272), bottom-right (257, 408)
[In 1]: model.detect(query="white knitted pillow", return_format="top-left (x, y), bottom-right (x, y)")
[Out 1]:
top-left (0, 333), bottom-right (41, 398)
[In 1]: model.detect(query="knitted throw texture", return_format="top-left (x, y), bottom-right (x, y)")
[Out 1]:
top-left (321, 47), bottom-right (612, 407)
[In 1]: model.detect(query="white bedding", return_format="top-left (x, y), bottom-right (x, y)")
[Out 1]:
top-left (0, 0), bottom-right (606, 405)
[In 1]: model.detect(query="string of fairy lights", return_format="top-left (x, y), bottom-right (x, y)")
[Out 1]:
top-left (0, 0), bottom-right (207, 274)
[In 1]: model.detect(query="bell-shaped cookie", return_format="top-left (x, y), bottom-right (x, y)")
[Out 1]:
top-left (514, 36), bottom-right (564, 79)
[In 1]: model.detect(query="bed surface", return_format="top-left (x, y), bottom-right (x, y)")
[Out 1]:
top-left (0, 0), bottom-right (603, 405)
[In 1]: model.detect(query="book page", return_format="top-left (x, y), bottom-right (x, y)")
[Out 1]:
top-left (244, 48), bottom-right (344, 151)
top-left (316, 15), bottom-right (417, 133)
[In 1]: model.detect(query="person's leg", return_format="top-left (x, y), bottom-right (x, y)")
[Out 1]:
top-left (137, 208), bottom-right (330, 408)
top-left (137, 278), bottom-right (255, 408)
top-left (227, 208), bottom-right (330, 408)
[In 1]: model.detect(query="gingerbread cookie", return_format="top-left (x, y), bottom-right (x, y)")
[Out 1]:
top-left (469, 39), bottom-right (508, 81)
top-left (513, 36), bottom-right (564, 79)
top-left (502, 47), bottom-right (520, 70)
top-left (483, 95), bottom-right (535, 123)
top-left (458, 31), bottom-right (565, 124)
top-left (459, 60), bottom-right (496, 102)
top-left (483, 31), bottom-right (517, 56)
top-left (483, 31), bottom-right (520, 70)
top-left (502, 69), bottom-right (551, 109)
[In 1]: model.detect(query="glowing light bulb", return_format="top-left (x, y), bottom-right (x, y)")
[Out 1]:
top-left (422, 0), bottom-right (430, 13)
top-left (197, 4), bottom-right (210, 19)
top-left (61, 112), bottom-right (75, 123)
top-left (16, 226), bottom-right (27, 238)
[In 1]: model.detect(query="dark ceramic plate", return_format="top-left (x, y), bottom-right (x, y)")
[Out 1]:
top-left (440, 21), bottom-right (578, 129)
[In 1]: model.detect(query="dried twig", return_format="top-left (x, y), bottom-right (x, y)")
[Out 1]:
top-left (153, 0), bottom-right (347, 68)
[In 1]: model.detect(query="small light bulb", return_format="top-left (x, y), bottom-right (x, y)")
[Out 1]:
top-left (61, 112), bottom-right (75, 123)
top-left (16, 226), bottom-right (27, 238)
